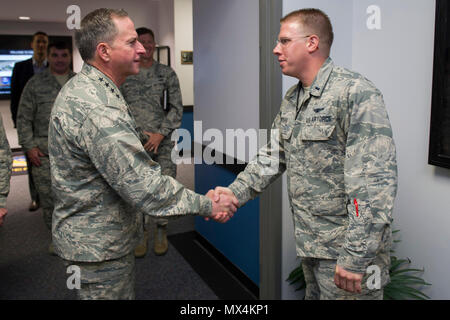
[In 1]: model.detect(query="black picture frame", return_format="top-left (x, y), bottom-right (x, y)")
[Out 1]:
top-left (429, 0), bottom-right (450, 169)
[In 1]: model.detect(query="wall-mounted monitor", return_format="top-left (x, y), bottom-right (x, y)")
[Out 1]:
top-left (0, 49), bottom-right (33, 96)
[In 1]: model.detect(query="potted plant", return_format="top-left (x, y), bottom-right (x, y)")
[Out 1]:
top-left (287, 230), bottom-right (431, 299)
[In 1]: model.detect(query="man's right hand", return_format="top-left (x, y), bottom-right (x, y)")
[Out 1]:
top-left (212, 187), bottom-right (236, 203)
top-left (27, 147), bottom-right (44, 167)
top-left (205, 189), bottom-right (239, 223)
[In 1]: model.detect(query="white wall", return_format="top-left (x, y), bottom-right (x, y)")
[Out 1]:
top-left (281, 0), bottom-right (447, 300)
top-left (193, 0), bottom-right (259, 161)
top-left (351, 0), bottom-right (446, 300)
top-left (157, 0), bottom-right (175, 69)
top-left (174, 0), bottom-right (194, 106)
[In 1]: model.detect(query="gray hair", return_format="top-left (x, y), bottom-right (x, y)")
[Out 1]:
top-left (75, 8), bottom-right (128, 62)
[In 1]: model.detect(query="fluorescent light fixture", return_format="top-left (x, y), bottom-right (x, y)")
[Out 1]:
top-left (19, 16), bottom-right (31, 20)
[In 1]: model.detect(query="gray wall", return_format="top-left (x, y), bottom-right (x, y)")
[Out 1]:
top-left (281, 0), bottom-right (447, 299)
top-left (351, 0), bottom-right (445, 300)
top-left (193, 0), bottom-right (259, 160)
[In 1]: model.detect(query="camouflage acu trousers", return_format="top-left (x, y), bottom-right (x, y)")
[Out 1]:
top-left (70, 252), bottom-right (136, 300)
top-left (302, 258), bottom-right (384, 300)
top-left (31, 156), bottom-right (53, 230)
top-left (145, 137), bottom-right (176, 228)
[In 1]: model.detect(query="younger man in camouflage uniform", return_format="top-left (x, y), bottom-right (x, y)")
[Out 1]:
top-left (48, 8), bottom-right (236, 300)
top-left (11, 31), bottom-right (49, 212)
top-left (17, 42), bottom-right (75, 253)
top-left (0, 116), bottom-right (12, 226)
top-left (213, 8), bottom-right (397, 299)
top-left (121, 27), bottom-right (183, 257)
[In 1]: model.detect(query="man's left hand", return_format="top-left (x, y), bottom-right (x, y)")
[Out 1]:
top-left (143, 132), bottom-right (165, 153)
top-left (334, 265), bottom-right (364, 293)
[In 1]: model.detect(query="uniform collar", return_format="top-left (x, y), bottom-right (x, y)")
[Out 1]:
top-left (32, 57), bottom-right (48, 67)
top-left (308, 57), bottom-right (334, 97)
top-left (142, 59), bottom-right (159, 75)
top-left (81, 63), bottom-right (122, 100)
top-left (41, 68), bottom-right (76, 87)
top-left (283, 57), bottom-right (334, 104)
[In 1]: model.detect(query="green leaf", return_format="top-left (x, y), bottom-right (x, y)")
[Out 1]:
top-left (390, 275), bottom-right (430, 284)
top-left (390, 268), bottom-right (424, 276)
top-left (287, 265), bottom-right (303, 282)
top-left (386, 284), bottom-right (430, 300)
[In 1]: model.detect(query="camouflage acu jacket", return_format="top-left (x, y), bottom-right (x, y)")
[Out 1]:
top-left (48, 63), bottom-right (212, 262)
top-left (229, 58), bottom-right (397, 275)
top-left (120, 60), bottom-right (183, 138)
top-left (17, 68), bottom-right (76, 155)
top-left (0, 116), bottom-right (12, 207)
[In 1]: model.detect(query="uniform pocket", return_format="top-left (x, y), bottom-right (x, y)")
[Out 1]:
top-left (280, 115), bottom-right (294, 140)
top-left (309, 198), bottom-right (347, 216)
top-left (346, 199), bottom-right (372, 224)
top-left (300, 123), bottom-right (336, 141)
top-left (344, 200), bottom-right (372, 253)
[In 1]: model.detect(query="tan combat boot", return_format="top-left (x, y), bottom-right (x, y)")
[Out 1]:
top-left (154, 224), bottom-right (168, 255)
top-left (134, 230), bottom-right (149, 258)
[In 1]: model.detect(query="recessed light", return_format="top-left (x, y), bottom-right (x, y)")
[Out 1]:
top-left (19, 16), bottom-right (31, 20)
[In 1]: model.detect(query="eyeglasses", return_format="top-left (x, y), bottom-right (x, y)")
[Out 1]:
top-left (275, 35), bottom-right (311, 47)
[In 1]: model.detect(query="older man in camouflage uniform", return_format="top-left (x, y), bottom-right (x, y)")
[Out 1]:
top-left (121, 27), bottom-right (182, 257)
top-left (214, 8), bottom-right (397, 300)
top-left (0, 116), bottom-right (12, 227)
top-left (17, 42), bottom-right (75, 253)
top-left (48, 8), bottom-right (236, 300)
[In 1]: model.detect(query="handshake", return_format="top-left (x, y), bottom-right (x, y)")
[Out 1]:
top-left (205, 187), bottom-right (239, 223)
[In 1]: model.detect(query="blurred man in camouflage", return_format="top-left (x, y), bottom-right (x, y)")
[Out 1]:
top-left (48, 8), bottom-right (236, 300)
top-left (17, 42), bottom-right (75, 254)
top-left (11, 31), bottom-right (49, 212)
top-left (213, 8), bottom-right (397, 300)
top-left (121, 27), bottom-right (182, 257)
top-left (0, 117), bottom-right (12, 227)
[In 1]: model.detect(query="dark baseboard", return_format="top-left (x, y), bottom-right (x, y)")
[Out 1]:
top-left (183, 105), bottom-right (193, 112)
top-left (168, 231), bottom-right (259, 300)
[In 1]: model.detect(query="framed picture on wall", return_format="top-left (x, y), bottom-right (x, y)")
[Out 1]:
top-left (429, 0), bottom-right (450, 169)
top-left (181, 51), bottom-right (193, 65)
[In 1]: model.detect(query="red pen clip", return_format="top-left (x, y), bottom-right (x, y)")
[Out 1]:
top-left (354, 198), bottom-right (359, 217)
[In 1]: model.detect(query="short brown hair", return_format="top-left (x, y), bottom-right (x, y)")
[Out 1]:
top-left (32, 31), bottom-right (48, 42)
top-left (281, 8), bottom-right (333, 52)
top-left (136, 27), bottom-right (155, 42)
